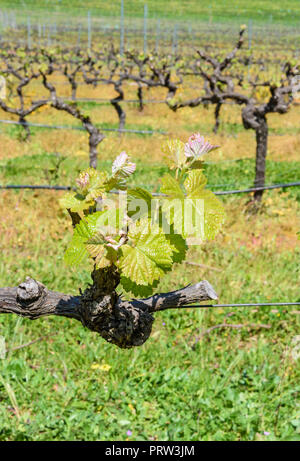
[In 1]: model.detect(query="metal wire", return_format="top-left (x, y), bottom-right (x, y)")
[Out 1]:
top-left (0, 184), bottom-right (73, 190)
top-left (148, 181), bottom-right (300, 196)
top-left (63, 96), bottom-right (167, 104)
top-left (0, 119), bottom-right (166, 135)
top-left (1, 181), bottom-right (299, 195)
top-left (169, 302), bottom-right (300, 309)
top-left (214, 181), bottom-right (300, 196)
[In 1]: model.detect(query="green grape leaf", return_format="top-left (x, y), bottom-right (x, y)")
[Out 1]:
top-left (127, 219), bottom-right (174, 268)
top-left (95, 208), bottom-right (122, 234)
top-left (118, 219), bottom-right (173, 286)
top-left (64, 235), bottom-right (88, 266)
top-left (85, 170), bottom-right (107, 200)
top-left (194, 189), bottom-right (226, 240)
top-left (161, 139), bottom-right (186, 170)
top-left (188, 159), bottom-right (205, 170)
top-left (83, 211), bottom-right (104, 234)
top-left (161, 170), bottom-right (225, 240)
top-left (127, 187), bottom-right (153, 219)
top-left (59, 192), bottom-right (93, 212)
top-left (184, 169), bottom-right (207, 197)
top-left (104, 152), bottom-right (136, 191)
top-left (119, 276), bottom-right (159, 297)
top-left (165, 230), bottom-right (188, 264)
top-left (64, 212), bottom-right (103, 266)
top-left (161, 198), bottom-right (185, 235)
top-left (86, 233), bottom-right (117, 269)
top-left (60, 169), bottom-right (108, 211)
top-left (118, 244), bottom-right (163, 286)
top-left (104, 175), bottom-right (126, 192)
top-left (161, 173), bottom-right (185, 199)
top-left (184, 171), bottom-right (225, 239)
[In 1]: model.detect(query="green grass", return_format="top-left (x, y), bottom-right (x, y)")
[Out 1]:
top-left (0, 230), bottom-right (299, 440)
top-left (1, 1), bottom-right (300, 25)
top-left (1, 152), bottom-right (299, 199)
top-left (185, 121), bottom-right (300, 137)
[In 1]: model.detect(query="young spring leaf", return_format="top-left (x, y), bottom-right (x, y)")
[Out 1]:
top-left (184, 169), bottom-right (207, 196)
top-left (84, 169), bottom-right (107, 201)
top-left (59, 192), bottom-right (93, 213)
top-left (119, 276), bottom-right (160, 298)
top-left (118, 218), bottom-right (173, 287)
top-left (62, 135), bottom-right (225, 296)
top-left (60, 169), bottom-right (108, 213)
top-left (127, 187), bottom-right (153, 219)
top-left (165, 230), bottom-right (188, 264)
top-left (105, 152), bottom-right (136, 191)
top-left (161, 169), bottom-right (225, 240)
top-left (160, 173), bottom-right (185, 199)
top-left (64, 212), bottom-right (105, 266)
top-left (193, 189), bottom-right (226, 240)
top-left (161, 139), bottom-right (186, 170)
top-left (112, 151), bottom-right (136, 178)
top-left (64, 218), bottom-right (95, 266)
top-left (64, 235), bottom-right (89, 267)
top-left (86, 233), bottom-right (117, 269)
top-left (184, 133), bottom-right (219, 159)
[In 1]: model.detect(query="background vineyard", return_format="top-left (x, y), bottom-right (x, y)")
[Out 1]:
top-left (0, 0), bottom-right (299, 442)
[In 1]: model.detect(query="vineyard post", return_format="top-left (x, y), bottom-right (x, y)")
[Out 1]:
top-left (77, 22), bottom-right (81, 46)
top-left (155, 18), bottom-right (160, 53)
top-left (144, 4), bottom-right (148, 54)
top-left (120, 0), bottom-right (124, 56)
top-left (11, 11), bottom-right (16, 31)
top-left (88, 11), bottom-right (91, 50)
top-left (27, 16), bottom-right (31, 49)
top-left (248, 19), bottom-right (252, 79)
top-left (47, 23), bottom-right (51, 46)
top-left (172, 24), bottom-right (177, 55)
top-left (248, 19), bottom-right (252, 49)
top-left (38, 22), bottom-right (41, 45)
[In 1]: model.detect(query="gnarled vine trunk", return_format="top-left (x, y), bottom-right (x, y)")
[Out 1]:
top-left (213, 102), bottom-right (222, 134)
top-left (86, 124), bottom-right (105, 169)
top-left (242, 105), bottom-right (269, 202)
top-left (137, 85), bottom-right (144, 111)
top-left (111, 84), bottom-right (126, 132)
top-left (254, 116), bottom-right (268, 202)
top-left (19, 115), bottom-right (30, 141)
top-left (0, 276), bottom-right (218, 349)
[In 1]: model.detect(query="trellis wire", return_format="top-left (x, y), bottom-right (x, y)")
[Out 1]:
top-left (214, 182), bottom-right (300, 196)
top-left (64, 97), bottom-right (167, 104)
top-left (0, 119), bottom-right (166, 135)
top-left (146, 182), bottom-right (300, 196)
top-left (169, 302), bottom-right (300, 309)
top-left (0, 185), bottom-right (72, 191)
top-left (1, 181), bottom-right (299, 195)
top-left (1, 6), bottom-right (299, 53)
